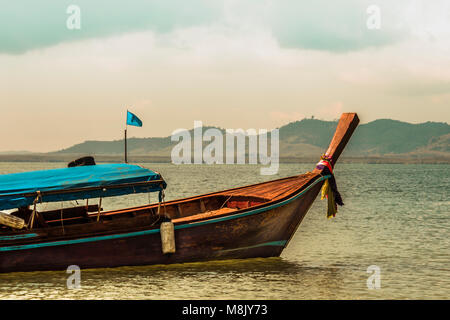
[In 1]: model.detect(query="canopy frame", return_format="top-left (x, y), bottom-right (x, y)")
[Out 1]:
top-left (0, 164), bottom-right (167, 211)
top-left (0, 179), bottom-right (166, 199)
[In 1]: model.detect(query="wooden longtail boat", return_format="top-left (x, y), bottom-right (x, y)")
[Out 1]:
top-left (0, 113), bottom-right (359, 273)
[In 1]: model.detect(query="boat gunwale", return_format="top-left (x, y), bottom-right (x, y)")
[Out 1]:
top-left (98, 171), bottom-right (321, 216)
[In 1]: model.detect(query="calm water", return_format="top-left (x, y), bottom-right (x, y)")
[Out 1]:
top-left (0, 162), bottom-right (448, 299)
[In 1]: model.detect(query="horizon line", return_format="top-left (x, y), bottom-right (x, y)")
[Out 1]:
top-left (1, 116), bottom-right (449, 154)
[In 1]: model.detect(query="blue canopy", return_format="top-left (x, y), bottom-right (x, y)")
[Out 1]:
top-left (0, 164), bottom-right (166, 210)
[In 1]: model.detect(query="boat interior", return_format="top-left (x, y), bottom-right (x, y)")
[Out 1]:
top-left (0, 172), bottom-right (318, 233)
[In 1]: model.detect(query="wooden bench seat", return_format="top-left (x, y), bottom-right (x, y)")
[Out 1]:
top-left (172, 207), bottom-right (236, 223)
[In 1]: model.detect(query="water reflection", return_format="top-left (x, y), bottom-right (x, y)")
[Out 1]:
top-left (0, 258), bottom-right (352, 300)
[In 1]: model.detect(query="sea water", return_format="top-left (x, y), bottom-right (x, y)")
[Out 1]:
top-left (0, 162), bottom-right (448, 299)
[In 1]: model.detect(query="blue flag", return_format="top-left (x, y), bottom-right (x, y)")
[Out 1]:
top-left (126, 110), bottom-right (143, 127)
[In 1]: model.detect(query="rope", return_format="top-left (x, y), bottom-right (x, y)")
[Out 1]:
top-left (161, 189), bottom-right (168, 218)
top-left (28, 191), bottom-right (42, 229)
top-left (97, 197), bottom-right (102, 222)
top-left (316, 155), bottom-right (344, 219)
top-left (60, 201), bottom-right (65, 234)
top-left (219, 195), bottom-right (233, 209)
top-left (157, 186), bottom-right (169, 220)
top-left (321, 180), bottom-right (337, 219)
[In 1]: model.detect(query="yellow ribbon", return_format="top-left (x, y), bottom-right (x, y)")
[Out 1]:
top-left (321, 179), bottom-right (337, 219)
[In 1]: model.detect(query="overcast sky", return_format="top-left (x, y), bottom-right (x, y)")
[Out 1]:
top-left (1, 0), bottom-right (449, 152)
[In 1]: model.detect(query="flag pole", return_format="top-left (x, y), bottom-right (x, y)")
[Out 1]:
top-left (124, 126), bottom-right (128, 163)
top-left (125, 109), bottom-right (128, 163)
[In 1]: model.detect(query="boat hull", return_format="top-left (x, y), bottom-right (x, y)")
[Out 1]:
top-left (0, 182), bottom-right (322, 273)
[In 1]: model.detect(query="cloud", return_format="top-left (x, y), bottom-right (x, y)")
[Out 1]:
top-left (253, 0), bottom-right (407, 52)
top-left (317, 102), bottom-right (344, 120)
top-left (269, 111), bottom-right (305, 127)
top-left (0, 0), bottom-right (418, 55)
top-left (1, 1), bottom-right (450, 152)
top-left (0, 0), bottom-right (221, 54)
top-left (1, 23), bottom-right (450, 151)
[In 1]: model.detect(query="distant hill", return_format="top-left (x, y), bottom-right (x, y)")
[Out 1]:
top-left (52, 118), bottom-right (450, 161)
top-left (345, 119), bottom-right (450, 155)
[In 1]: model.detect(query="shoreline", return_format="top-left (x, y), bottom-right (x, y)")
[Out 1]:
top-left (0, 154), bottom-right (448, 164)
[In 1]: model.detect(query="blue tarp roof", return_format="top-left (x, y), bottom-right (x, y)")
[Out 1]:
top-left (0, 164), bottom-right (166, 210)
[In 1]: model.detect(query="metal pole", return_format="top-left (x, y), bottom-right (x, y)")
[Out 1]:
top-left (124, 127), bottom-right (128, 163)
top-left (97, 197), bottom-right (102, 222)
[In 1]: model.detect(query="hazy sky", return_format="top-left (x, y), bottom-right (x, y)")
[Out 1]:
top-left (1, 0), bottom-right (449, 152)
